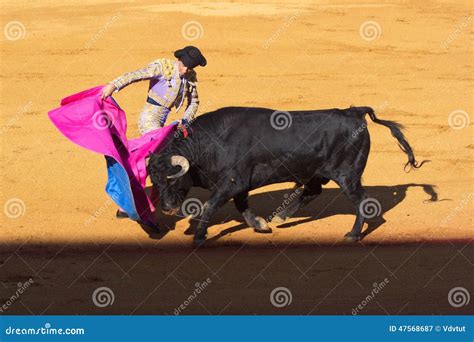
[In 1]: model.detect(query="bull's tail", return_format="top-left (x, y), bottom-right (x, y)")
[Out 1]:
top-left (356, 106), bottom-right (424, 171)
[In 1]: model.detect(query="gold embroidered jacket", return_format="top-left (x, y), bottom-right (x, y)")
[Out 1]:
top-left (109, 58), bottom-right (199, 121)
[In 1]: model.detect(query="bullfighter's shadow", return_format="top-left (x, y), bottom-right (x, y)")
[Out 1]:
top-left (142, 183), bottom-right (438, 242)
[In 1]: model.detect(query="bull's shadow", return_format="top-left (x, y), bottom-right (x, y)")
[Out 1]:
top-left (143, 183), bottom-right (438, 242)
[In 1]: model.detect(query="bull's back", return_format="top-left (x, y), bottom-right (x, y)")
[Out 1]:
top-left (194, 106), bottom-right (367, 155)
top-left (193, 107), bottom-right (369, 186)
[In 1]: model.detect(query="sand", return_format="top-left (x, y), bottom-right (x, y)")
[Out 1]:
top-left (0, 0), bottom-right (472, 314)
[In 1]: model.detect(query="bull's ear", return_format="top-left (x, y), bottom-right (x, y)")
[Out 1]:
top-left (167, 155), bottom-right (190, 179)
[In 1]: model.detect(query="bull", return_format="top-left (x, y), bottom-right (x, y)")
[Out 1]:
top-left (147, 106), bottom-right (422, 245)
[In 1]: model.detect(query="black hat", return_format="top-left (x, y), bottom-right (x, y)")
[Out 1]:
top-left (174, 46), bottom-right (207, 69)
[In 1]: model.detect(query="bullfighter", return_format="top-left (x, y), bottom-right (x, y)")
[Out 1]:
top-left (100, 45), bottom-right (207, 135)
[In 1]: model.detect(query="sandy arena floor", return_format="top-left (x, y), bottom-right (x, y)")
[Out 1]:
top-left (0, 0), bottom-right (472, 315)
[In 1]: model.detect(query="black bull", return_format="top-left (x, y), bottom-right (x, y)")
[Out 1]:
top-left (147, 106), bottom-right (422, 245)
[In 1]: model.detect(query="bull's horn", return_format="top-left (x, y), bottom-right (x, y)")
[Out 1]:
top-left (167, 155), bottom-right (190, 179)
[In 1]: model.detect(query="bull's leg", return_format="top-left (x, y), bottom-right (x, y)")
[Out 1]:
top-left (233, 192), bottom-right (272, 233)
top-left (338, 178), bottom-right (367, 242)
top-left (193, 189), bottom-right (237, 246)
top-left (193, 200), bottom-right (222, 246)
top-left (271, 180), bottom-right (323, 224)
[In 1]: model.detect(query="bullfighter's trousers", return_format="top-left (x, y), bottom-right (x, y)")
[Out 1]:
top-left (137, 98), bottom-right (170, 135)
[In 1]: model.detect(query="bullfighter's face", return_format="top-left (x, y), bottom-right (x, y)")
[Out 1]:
top-left (177, 59), bottom-right (189, 76)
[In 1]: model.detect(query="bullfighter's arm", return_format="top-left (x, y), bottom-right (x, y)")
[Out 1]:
top-left (108, 60), bottom-right (162, 92)
top-left (183, 83), bottom-right (199, 122)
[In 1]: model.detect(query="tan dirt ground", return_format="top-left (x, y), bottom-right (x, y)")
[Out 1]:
top-left (0, 0), bottom-right (472, 314)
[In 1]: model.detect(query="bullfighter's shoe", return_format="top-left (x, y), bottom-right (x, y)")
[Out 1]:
top-left (115, 209), bottom-right (129, 219)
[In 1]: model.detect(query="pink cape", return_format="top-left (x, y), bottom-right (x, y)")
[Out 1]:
top-left (48, 85), bottom-right (176, 225)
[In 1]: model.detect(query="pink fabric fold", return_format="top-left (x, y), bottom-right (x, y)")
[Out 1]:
top-left (48, 85), bottom-right (176, 224)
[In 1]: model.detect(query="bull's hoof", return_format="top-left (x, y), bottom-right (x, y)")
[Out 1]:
top-left (254, 227), bottom-right (273, 234)
top-left (253, 216), bottom-right (272, 234)
top-left (271, 215), bottom-right (287, 224)
top-left (343, 232), bottom-right (361, 243)
top-left (138, 219), bottom-right (160, 232)
top-left (192, 238), bottom-right (206, 248)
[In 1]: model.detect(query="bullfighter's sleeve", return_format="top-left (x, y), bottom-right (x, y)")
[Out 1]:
top-left (183, 83), bottom-right (199, 122)
top-left (109, 61), bottom-right (162, 91)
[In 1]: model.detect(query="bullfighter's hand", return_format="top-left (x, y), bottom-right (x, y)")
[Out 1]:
top-left (100, 83), bottom-right (116, 100)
